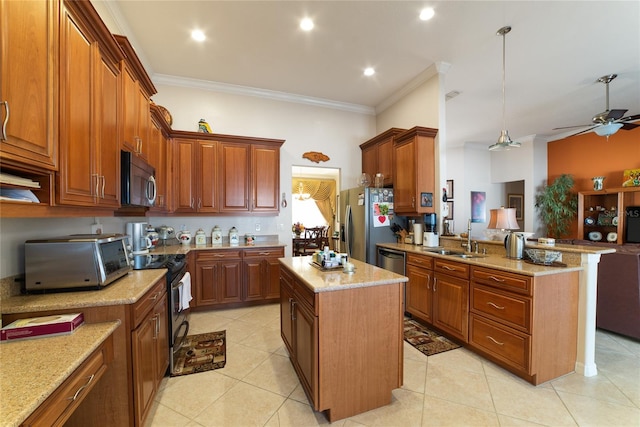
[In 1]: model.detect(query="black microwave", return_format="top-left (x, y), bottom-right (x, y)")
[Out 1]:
top-left (121, 151), bottom-right (156, 207)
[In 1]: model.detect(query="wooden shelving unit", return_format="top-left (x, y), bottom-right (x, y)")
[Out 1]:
top-left (578, 187), bottom-right (640, 245)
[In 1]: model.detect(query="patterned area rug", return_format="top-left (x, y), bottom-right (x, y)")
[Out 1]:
top-left (171, 330), bottom-right (226, 377)
top-left (404, 318), bottom-right (460, 356)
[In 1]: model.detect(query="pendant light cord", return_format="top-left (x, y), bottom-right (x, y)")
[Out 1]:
top-left (501, 28), bottom-right (507, 132)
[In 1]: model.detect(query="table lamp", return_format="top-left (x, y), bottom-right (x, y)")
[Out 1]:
top-left (485, 206), bottom-right (519, 240)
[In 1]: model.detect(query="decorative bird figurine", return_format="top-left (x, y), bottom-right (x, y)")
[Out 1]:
top-left (198, 119), bottom-right (212, 133)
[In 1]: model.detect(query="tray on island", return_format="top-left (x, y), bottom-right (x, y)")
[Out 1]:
top-left (309, 261), bottom-right (343, 271)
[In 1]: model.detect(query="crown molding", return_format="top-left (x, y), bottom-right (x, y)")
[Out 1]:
top-left (152, 74), bottom-right (375, 115)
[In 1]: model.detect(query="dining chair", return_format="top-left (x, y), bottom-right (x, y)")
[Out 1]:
top-left (300, 227), bottom-right (324, 255)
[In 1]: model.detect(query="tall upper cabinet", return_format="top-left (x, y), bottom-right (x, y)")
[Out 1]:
top-left (360, 128), bottom-right (405, 188)
top-left (0, 0), bottom-right (58, 170)
top-left (113, 35), bottom-right (157, 161)
top-left (393, 126), bottom-right (438, 215)
top-left (57, 0), bottom-right (124, 207)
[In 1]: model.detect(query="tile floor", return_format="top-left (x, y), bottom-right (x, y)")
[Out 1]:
top-left (147, 303), bottom-right (640, 426)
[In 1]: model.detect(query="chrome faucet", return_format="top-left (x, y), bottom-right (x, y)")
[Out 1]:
top-left (461, 219), bottom-right (472, 252)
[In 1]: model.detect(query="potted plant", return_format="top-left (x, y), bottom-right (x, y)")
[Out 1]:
top-left (534, 174), bottom-right (578, 238)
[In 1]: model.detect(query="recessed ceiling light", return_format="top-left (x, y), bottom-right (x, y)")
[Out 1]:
top-left (364, 67), bottom-right (375, 77)
top-left (419, 7), bottom-right (435, 21)
top-left (300, 18), bottom-right (314, 31)
top-left (191, 29), bottom-right (206, 42)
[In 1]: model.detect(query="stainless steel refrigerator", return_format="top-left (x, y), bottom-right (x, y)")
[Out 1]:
top-left (340, 187), bottom-right (398, 264)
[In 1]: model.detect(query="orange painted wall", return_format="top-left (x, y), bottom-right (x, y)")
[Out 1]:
top-left (548, 126), bottom-right (640, 192)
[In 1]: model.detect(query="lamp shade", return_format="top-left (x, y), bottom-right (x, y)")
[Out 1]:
top-left (487, 207), bottom-right (519, 230)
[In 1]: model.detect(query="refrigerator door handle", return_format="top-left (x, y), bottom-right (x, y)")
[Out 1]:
top-left (345, 204), bottom-right (352, 257)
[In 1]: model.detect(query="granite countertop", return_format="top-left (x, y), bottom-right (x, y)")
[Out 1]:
top-left (377, 242), bottom-right (584, 277)
top-left (1, 269), bottom-right (167, 315)
top-left (0, 321), bottom-right (120, 427)
top-left (279, 256), bottom-right (407, 293)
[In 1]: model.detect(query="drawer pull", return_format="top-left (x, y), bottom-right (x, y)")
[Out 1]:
top-left (486, 336), bottom-right (504, 346)
top-left (213, 254), bottom-right (224, 258)
top-left (488, 275), bottom-right (506, 282)
top-left (259, 252), bottom-right (271, 256)
top-left (441, 265), bottom-right (456, 271)
top-left (67, 374), bottom-right (95, 401)
top-left (487, 302), bottom-right (505, 310)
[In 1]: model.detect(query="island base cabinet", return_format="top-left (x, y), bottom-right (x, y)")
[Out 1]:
top-left (469, 267), bottom-right (579, 385)
top-left (280, 265), bottom-right (403, 422)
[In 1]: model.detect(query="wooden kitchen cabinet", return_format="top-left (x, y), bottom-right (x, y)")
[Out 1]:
top-left (171, 131), bottom-right (283, 215)
top-left (0, 0), bottom-right (58, 170)
top-left (2, 275), bottom-right (169, 427)
top-left (57, 0), bottom-right (123, 208)
top-left (360, 128), bottom-right (405, 188)
top-left (405, 253), bottom-right (434, 324)
top-left (469, 266), bottom-right (579, 385)
top-left (433, 258), bottom-right (469, 342)
top-left (393, 126), bottom-right (438, 215)
top-left (279, 267), bottom-right (318, 405)
top-left (114, 35), bottom-right (157, 161)
top-left (244, 247), bottom-right (285, 301)
top-left (131, 286), bottom-right (169, 425)
top-left (22, 332), bottom-right (114, 427)
top-left (195, 249), bottom-right (243, 307)
top-left (172, 138), bottom-right (219, 213)
top-left (148, 104), bottom-right (172, 212)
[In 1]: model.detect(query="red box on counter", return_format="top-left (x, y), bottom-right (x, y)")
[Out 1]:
top-left (1, 313), bottom-right (84, 342)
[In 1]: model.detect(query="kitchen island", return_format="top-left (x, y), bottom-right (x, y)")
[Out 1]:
top-left (278, 256), bottom-right (408, 422)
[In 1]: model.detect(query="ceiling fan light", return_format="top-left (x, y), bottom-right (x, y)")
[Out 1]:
top-left (594, 122), bottom-right (623, 137)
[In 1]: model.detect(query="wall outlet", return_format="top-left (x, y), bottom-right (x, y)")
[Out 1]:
top-left (255, 223), bottom-right (261, 231)
top-left (278, 223), bottom-right (284, 231)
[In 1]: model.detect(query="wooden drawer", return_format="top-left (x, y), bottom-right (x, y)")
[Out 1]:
top-left (196, 249), bottom-right (243, 261)
top-left (23, 335), bottom-right (113, 427)
top-left (471, 267), bottom-right (532, 295)
top-left (434, 259), bottom-right (469, 279)
top-left (294, 279), bottom-right (317, 315)
top-left (471, 284), bottom-right (531, 333)
top-left (131, 280), bottom-right (165, 328)
top-left (244, 247), bottom-right (284, 259)
top-left (406, 253), bottom-right (433, 269)
top-left (469, 315), bottom-right (530, 373)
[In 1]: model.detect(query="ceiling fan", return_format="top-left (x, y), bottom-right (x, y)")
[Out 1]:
top-left (554, 74), bottom-right (640, 138)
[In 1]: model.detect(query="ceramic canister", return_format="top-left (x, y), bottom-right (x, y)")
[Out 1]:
top-left (211, 225), bottom-right (223, 246)
top-left (229, 227), bottom-right (239, 246)
top-left (195, 229), bottom-right (207, 245)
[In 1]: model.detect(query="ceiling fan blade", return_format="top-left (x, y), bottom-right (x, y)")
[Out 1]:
top-left (553, 124), bottom-right (592, 130)
top-left (622, 122), bottom-right (639, 130)
top-left (620, 113), bottom-right (640, 123)
top-left (605, 109), bottom-right (628, 120)
top-left (565, 126), bottom-right (597, 138)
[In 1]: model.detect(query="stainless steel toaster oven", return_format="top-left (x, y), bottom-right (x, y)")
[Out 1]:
top-left (25, 234), bottom-right (132, 292)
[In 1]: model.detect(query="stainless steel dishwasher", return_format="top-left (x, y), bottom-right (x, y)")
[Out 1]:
top-left (377, 247), bottom-right (407, 312)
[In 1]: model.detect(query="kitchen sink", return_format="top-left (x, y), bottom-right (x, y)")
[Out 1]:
top-left (421, 248), bottom-right (487, 259)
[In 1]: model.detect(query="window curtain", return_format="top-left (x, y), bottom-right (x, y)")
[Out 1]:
top-left (292, 178), bottom-right (336, 230)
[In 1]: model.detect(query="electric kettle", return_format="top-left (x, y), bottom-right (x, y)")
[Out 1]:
top-left (504, 232), bottom-right (525, 259)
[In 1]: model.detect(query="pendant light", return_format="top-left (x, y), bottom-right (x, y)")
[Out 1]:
top-left (489, 26), bottom-right (521, 151)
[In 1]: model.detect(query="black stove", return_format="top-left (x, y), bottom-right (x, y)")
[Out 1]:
top-left (131, 252), bottom-right (189, 375)
top-left (132, 253), bottom-right (186, 281)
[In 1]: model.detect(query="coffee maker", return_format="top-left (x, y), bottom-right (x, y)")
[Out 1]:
top-left (423, 213), bottom-right (439, 247)
top-left (126, 222), bottom-right (151, 254)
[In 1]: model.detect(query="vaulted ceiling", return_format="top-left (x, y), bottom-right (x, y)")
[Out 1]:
top-left (102, 1), bottom-right (640, 148)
